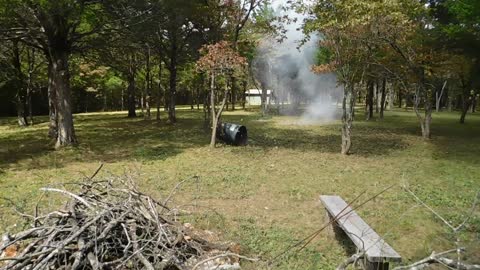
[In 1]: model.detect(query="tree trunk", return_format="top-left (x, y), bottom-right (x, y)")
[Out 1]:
top-left (121, 88), bottom-right (124, 111)
top-left (145, 46), bottom-right (151, 120)
top-left (190, 89), bottom-right (194, 110)
top-left (447, 94), bottom-right (453, 112)
top-left (12, 41), bottom-right (28, 127)
top-left (387, 83), bottom-right (394, 110)
top-left (16, 96), bottom-right (28, 127)
top-left (167, 38), bottom-right (178, 123)
top-left (51, 49), bottom-right (77, 148)
top-left (242, 79), bottom-right (247, 110)
top-left (210, 73), bottom-right (217, 147)
top-left (27, 86), bottom-right (33, 125)
top-left (398, 89), bottom-right (403, 108)
top-left (127, 73), bottom-right (137, 118)
top-left (341, 83), bottom-right (355, 155)
top-left (204, 87), bottom-right (210, 127)
top-left (127, 53), bottom-right (137, 118)
top-left (197, 84), bottom-right (201, 110)
top-left (436, 81), bottom-right (447, 113)
top-left (460, 96), bottom-right (472, 124)
top-left (459, 77), bottom-right (473, 123)
top-left (140, 92), bottom-right (144, 114)
top-left (210, 73), bottom-right (229, 148)
top-left (156, 60), bottom-right (162, 121)
top-left (261, 82), bottom-right (268, 117)
top-left (366, 80), bottom-right (374, 120)
top-left (413, 84), bottom-right (432, 139)
top-left (47, 61), bottom-right (58, 138)
top-left (27, 48), bottom-right (35, 125)
top-left (422, 106), bottom-right (432, 139)
top-left (471, 94), bottom-right (477, 113)
top-left (379, 78), bottom-right (386, 119)
top-left (375, 80), bottom-right (380, 114)
top-left (231, 76), bottom-right (236, 111)
top-left (102, 90), bottom-right (107, 111)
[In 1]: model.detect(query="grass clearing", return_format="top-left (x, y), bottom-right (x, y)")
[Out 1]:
top-left (0, 108), bottom-right (479, 269)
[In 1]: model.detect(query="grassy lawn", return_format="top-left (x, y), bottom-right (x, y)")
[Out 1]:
top-left (0, 107), bottom-right (479, 269)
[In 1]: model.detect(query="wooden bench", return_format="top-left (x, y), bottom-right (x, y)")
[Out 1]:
top-left (320, 195), bottom-right (402, 270)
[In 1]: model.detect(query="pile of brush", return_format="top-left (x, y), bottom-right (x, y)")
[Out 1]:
top-left (0, 168), bottom-right (251, 270)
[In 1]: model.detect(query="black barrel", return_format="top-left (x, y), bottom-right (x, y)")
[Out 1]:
top-left (218, 122), bottom-right (248, 146)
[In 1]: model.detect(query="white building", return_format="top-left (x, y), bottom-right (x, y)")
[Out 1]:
top-left (245, 89), bottom-right (272, 106)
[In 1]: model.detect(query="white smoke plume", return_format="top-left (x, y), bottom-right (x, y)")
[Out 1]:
top-left (255, 0), bottom-right (342, 123)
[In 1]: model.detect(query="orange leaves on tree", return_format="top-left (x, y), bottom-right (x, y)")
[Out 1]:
top-left (196, 41), bottom-right (247, 74)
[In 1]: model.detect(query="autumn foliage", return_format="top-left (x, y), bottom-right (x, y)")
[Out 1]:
top-left (196, 41), bottom-right (247, 74)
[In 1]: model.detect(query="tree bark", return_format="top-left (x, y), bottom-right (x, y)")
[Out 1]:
top-left (127, 74), bottom-right (137, 118)
top-left (435, 81), bottom-right (447, 113)
top-left (197, 85), bottom-right (201, 110)
top-left (366, 80), bottom-right (374, 120)
top-left (144, 46), bottom-right (152, 120)
top-left (387, 82), bottom-right (394, 110)
top-left (341, 83), bottom-right (355, 155)
top-left (413, 85), bottom-right (432, 139)
top-left (261, 81), bottom-right (268, 117)
top-left (210, 73), bottom-right (217, 147)
top-left (16, 96), bottom-right (28, 127)
top-left (231, 76), bottom-right (236, 111)
top-left (167, 38), bottom-right (178, 123)
top-left (210, 73), bottom-right (229, 148)
top-left (51, 49), bottom-right (77, 148)
top-left (125, 53), bottom-right (137, 118)
top-left (379, 78), bottom-right (386, 119)
top-left (27, 48), bottom-right (35, 125)
top-left (447, 94), bottom-right (453, 112)
top-left (242, 80), bottom-right (247, 110)
top-left (260, 61), bottom-right (270, 117)
top-left (140, 92), bottom-right (144, 114)
top-left (459, 78), bottom-right (473, 124)
top-left (121, 88), bottom-right (124, 111)
top-left (375, 80), bottom-right (380, 113)
top-left (12, 41), bottom-right (28, 127)
top-left (398, 88), bottom-right (403, 108)
top-left (460, 96), bottom-right (472, 124)
top-left (47, 61), bottom-right (58, 138)
top-left (156, 60), bottom-right (162, 121)
top-left (471, 94), bottom-right (477, 113)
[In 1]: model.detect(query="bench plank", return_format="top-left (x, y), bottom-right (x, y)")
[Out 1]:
top-left (320, 195), bottom-right (402, 263)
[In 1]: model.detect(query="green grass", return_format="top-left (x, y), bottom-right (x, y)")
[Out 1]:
top-left (0, 107), bottom-right (479, 269)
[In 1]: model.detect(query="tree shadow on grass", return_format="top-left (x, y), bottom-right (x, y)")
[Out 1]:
top-left (218, 114), bottom-right (410, 157)
top-left (1, 109), bottom-right (479, 170)
top-left (426, 113), bottom-right (480, 165)
top-left (0, 112), bottom-right (210, 170)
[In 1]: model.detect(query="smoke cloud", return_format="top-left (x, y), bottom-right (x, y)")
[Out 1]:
top-left (255, 0), bottom-right (342, 124)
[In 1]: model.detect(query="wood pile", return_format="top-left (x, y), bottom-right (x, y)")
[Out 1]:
top-left (0, 172), bottom-right (247, 270)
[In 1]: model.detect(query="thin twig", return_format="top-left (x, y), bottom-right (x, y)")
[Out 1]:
top-left (39, 188), bottom-right (94, 210)
top-left (192, 253), bottom-right (259, 270)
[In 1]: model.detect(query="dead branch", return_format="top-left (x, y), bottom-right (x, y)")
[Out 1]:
top-left (393, 248), bottom-right (480, 270)
top-left (336, 252), bottom-right (364, 270)
top-left (192, 252), bottom-right (259, 270)
top-left (0, 172), bottom-right (246, 270)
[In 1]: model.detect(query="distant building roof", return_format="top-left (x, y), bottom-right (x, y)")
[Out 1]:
top-left (245, 89), bottom-right (272, 95)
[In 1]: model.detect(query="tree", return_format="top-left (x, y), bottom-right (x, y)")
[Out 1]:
top-left (307, 0), bottom-right (371, 154)
top-left (154, 0), bottom-right (205, 124)
top-left (197, 41), bottom-right (247, 147)
top-left (430, 0), bottom-right (480, 123)
top-left (308, 0), bottom-right (451, 143)
top-left (0, 0), bottom-right (114, 147)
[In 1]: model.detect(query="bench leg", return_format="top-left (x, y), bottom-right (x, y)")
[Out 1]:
top-left (364, 261), bottom-right (389, 270)
top-left (325, 212), bottom-right (357, 255)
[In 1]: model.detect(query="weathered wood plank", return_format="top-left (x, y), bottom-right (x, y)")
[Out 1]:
top-left (320, 195), bottom-right (402, 263)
